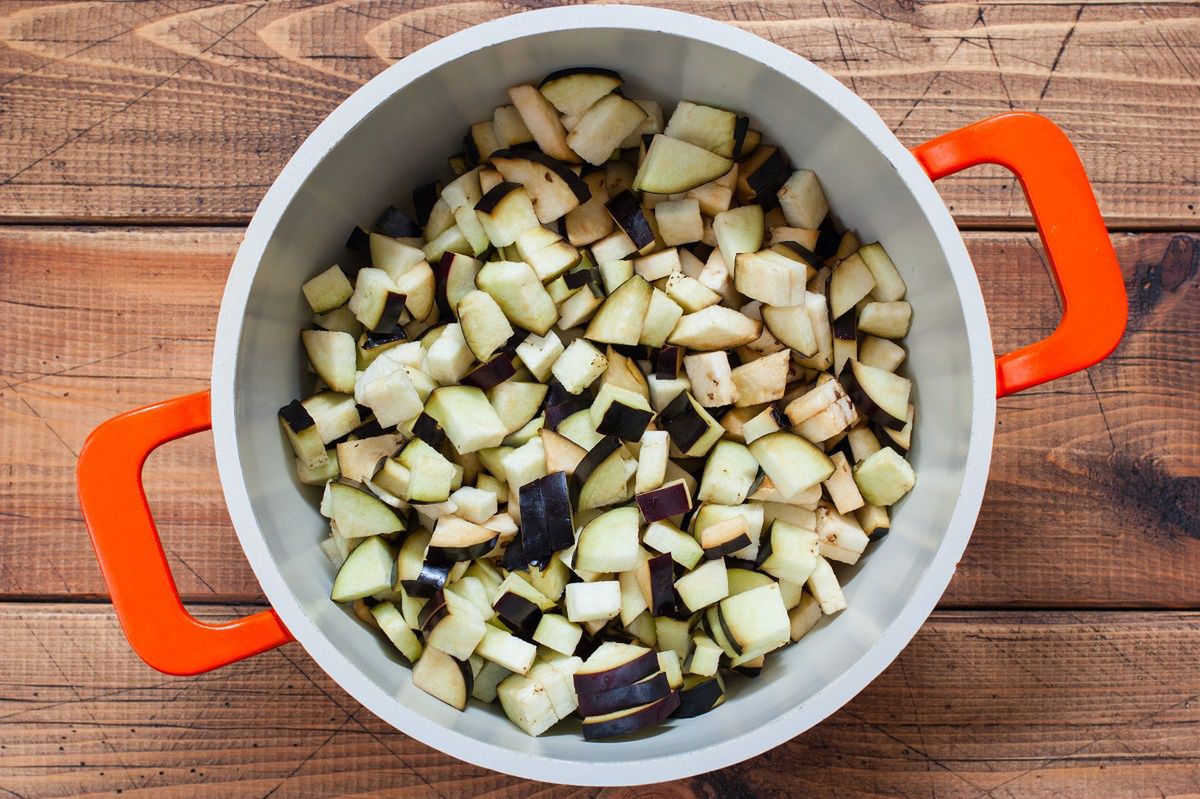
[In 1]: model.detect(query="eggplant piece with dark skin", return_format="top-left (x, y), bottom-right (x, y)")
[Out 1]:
top-left (655, 345), bottom-right (684, 379)
top-left (412, 181), bottom-right (442, 227)
top-left (500, 538), bottom-right (528, 571)
top-left (517, 479), bottom-right (552, 567)
top-left (545, 398), bottom-right (587, 430)
top-left (577, 672), bottom-right (671, 717)
top-left (581, 691), bottom-right (680, 740)
top-left (411, 412), bottom-right (446, 451)
top-left (635, 481), bottom-right (693, 524)
top-left (462, 356), bottom-right (516, 389)
top-left (345, 225), bottom-right (371, 253)
top-left (674, 677), bottom-right (724, 718)
top-left (573, 649), bottom-right (660, 694)
top-left (371, 291), bottom-right (408, 334)
top-left (564, 266), bottom-right (602, 290)
top-left (375, 206), bottom-right (422, 239)
top-left (658, 391), bottom-right (710, 453)
top-left (774, 239), bottom-right (824, 270)
top-left (637, 553), bottom-right (677, 616)
top-left (493, 591), bottom-right (543, 638)
top-left (361, 325), bottom-right (408, 351)
top-left (427, 517), bottom-right (499, 563)
top-left (534, 470), bottom-right (575, 551)
top-left (839, 361), bottom-right (908, 430)
top-left (605, 191), bottom-right (655, 249)
top-left (279, 399), bottom-right (316, 433)
top-left (595, 400), bottom-right (653, 442)
top-left (573, 436), bottom-right (623, 486)
top-left (400, 559), bottom-right (453, 598)
top-left (815, 215), bottom-right (841, 260)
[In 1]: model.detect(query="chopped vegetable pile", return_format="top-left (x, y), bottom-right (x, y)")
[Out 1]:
top-left (280, 66), bottom-right (916, 739)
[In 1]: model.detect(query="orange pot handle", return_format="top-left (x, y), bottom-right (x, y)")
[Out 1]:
top-left (912, 112), bottom-right (1127, 397)
top-left (77, 390), bottom-right (292, 675)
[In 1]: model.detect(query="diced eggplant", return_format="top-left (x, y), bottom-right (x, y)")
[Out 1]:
top-left (462, 356), bottom-right (516, 390)
top-left (699, 516), bottom-right (752, 560)
top-left (716, 582), bottom-right (789, 656)
top-left (734, 249), bottom-right (807, 307)
top-left (581, 691), bottom-right (680, 740)
top-left (748, 431), bottom-right (835, 500)
top-left (853, 446), bottom-right (915, 506)
top-left (476, 259), bottom-right (557, 335)
top-left (730, 350), bottom-right (789, 407)
top-left (533, 612), bottom-right (584, 656)
top-left (493, 590), bottom-right (544, 639)
top-left (475, 182), bottom-right (541, 247)
top-left (658, 390), bottom-right (724, 457)
top-left (806, 556), bottom-right (847, 614)
top-left (674, 674), bottom-right (725, 718)
top-left (675, 557), bottom-right (729, 612)
top-left (736, 146), bottom-right (790, 203)
top-left (375, 206), bottom-right (422, 239)
top-left (423, 385), bottom-right (508, 454)
top-left (858, 242), bottom-right (907, 301)
top-left (668, 305), bottom-right (762, 351)
top-left (279, 399), bottom-right (327, 468)
top-left (643, 520), bottom-right (704, 570)
top-left (654, 198), bottom-right (703, 247)
top-left (413, 646), bottom-right (473, 711)
top-left (551, 338), bottom-right (608, 394)
top-left (490, 149), bottom-right (591, 223)
top-left (508, 84), bottom-right (578, 163)
top-left (567, 93), bottom-right (649, 166)
top-left (713, 204), bottom-right (764, 271)
top-left (328, 480), bottom-right (406, 540)
top-left (302, 265), bottom-right (354, 313)
top-left (578, 670), bottom-right (671, 717)
top-left (427, 515), bottom-right (499, 563)
top-left (604, 191), bottom-right (655, 250)
top-left (697, 440), bottom-right (759, 505)
top-left (330, 535), bottom-right (395, 603)
top-left (664, 101), bottom-right (740, 157)
top-left (575, 506), bottom-right (640, 573)
top-left (840, 359), bottom-right (911, 430)
top-left (634, 134), bottom-right (733, 194)
top-left (635, 478), bottom-right (693, 523)
top-left (858, 300), bottom-right (912, 339)
top-left (573, 642), bottom-right (659, 694)
top-left (777, 169), bottom-right (829, 229)
top-left (538, 67), bottom-right (623, 115)
top-left (457, 289), bottom-right (514, 361)
top-left (565, 580), bottom-right (622, 624)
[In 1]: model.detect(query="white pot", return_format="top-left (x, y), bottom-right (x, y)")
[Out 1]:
top-left (78, 5), bottom-right (1126, 786)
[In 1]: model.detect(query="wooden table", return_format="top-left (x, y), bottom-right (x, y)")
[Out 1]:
top-left (1, 1), bottom-right (1197, 795)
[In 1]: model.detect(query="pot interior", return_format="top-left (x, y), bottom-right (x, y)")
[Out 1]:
top-left (220, 10), bottom-right (990, 778)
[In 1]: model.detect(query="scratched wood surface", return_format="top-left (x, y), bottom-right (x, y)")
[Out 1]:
top-left (3, 0), bottom-right (1200, 795)
top-left (2, 227), bottom-right (1196, 606)
top-left (3, 605), bottom-right (1200, 798)
top-left (0, 0), bottom-right (1199, 227)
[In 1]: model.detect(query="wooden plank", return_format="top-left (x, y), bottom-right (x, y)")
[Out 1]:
top-left (1, 226), bottom-right (1197, 606)
top-left (0, 0), bottom-right (1197, 227)
top-left (1, 604), bottom-right (1199, 797)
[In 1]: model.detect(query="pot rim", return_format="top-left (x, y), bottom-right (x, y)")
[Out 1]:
top-left (212, 5), bottom-right (996, 785)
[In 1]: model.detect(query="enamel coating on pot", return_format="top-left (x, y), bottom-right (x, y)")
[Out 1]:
top-left (211, 7), bottom-right (996, 785)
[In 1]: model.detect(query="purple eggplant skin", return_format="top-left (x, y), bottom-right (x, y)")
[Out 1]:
top-left (746, 148), bottom-right (791, 197)
top-left (475, 181), bottom-right (523, 214)
top-left (539, 65), bottom-right (623, 86)
top-left (411, 413), bottom-right (447, 451)
top-left (573, 649), bottom-right (660, 694)
top-left (427, 534), bottom-right (499, 565)
top-left (456, 655), bottom-right (475, 699)
top-left (605, 191), bottom-right (654, 249)
top-left (577, 672), bottom-right (671, 716)
top-left (564, 267), bottom-right (602, 289)
top-left (753, 526), bottom-right (774, 568)
top-left (596, 402), bottom-right (653, 442)
top-left (375, 206), bottom-right (422, 239)
top-left (732, 115), bottom-right (750, 158)
top-left (673, 678), bottom-right (724, 718)
top-left (814, 215), bottom-right (841, 259)
top-left (644, 553), bottom-right (676, 616)
top-left (401, 560), bottom-right (453, 598)
top-left (500, 537), bottom-right (528, 572)
top-left (533, 470), bottom-right (575, 552)
top-left (462, 132), bottom-right (481, 169)
top-left (372, 291), bottom-right (409, 334)
top-left (832, 308), bottom-right (857, 342)
top-left (774, 239), bottom-right (824, 270)
top-left (345, 225), bottom-right (371, 253)
top-left (688, 242), bottom-right (714, 263)
top-left (703, 532), bottom-right (752, 560)
top-left (493, 591), bottom-right (543, 638)
top-left (573, 436), bottom-right (623, 485)
top-left (412, 180), bottom-right (442, 227)
top-left (545, 398), bottom-right (586, 430)
top-left (581, 691), bottom-right (681, 740)
top-left (462, 356), bottom-right (517, 389)
top-left (636, 483), bottom-right (692, 524)
top-left (659, 392), bottom-right (709, 453)
top-left (489, 149), bottom-right (592, 203)
top-left (715, 604), bottom-right (744, 655)
top-left (655, 345), bottom-right (684, 379)
top-left (417, 588), bottom-right (450, 630)
top-left (838, 362), bottom-right (907, 430)
top-left (362, 325), bottom-right (408, 351)
top-left (499, 328), bottom-right (530, 356)
top-left (352, 417), bottom-right (386, 439)
top-left (517, 479), bottom-right (552, 567)
top-left (279, 399), bottom-right (316, 432)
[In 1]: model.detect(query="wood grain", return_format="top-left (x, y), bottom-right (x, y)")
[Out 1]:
top-left (1, 226), bottom-right (1197, 606)
top-left (1, 0), bottom-right (1198, 227)
top-left (2, 604), bottom-right (1199, 798)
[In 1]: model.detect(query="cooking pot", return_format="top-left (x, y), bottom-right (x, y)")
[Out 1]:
top-left (77, 6), bottom-right (1126, 785)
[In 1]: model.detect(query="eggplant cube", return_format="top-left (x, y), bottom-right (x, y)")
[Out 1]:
top-left (675, 558), bottom-right (729, 612)
top-left (565, 580), bottom-right (622, 623)
top-left (551, 338), bottom-right (608, 394)
top-left (424, 386), bottom-right (508, 454)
